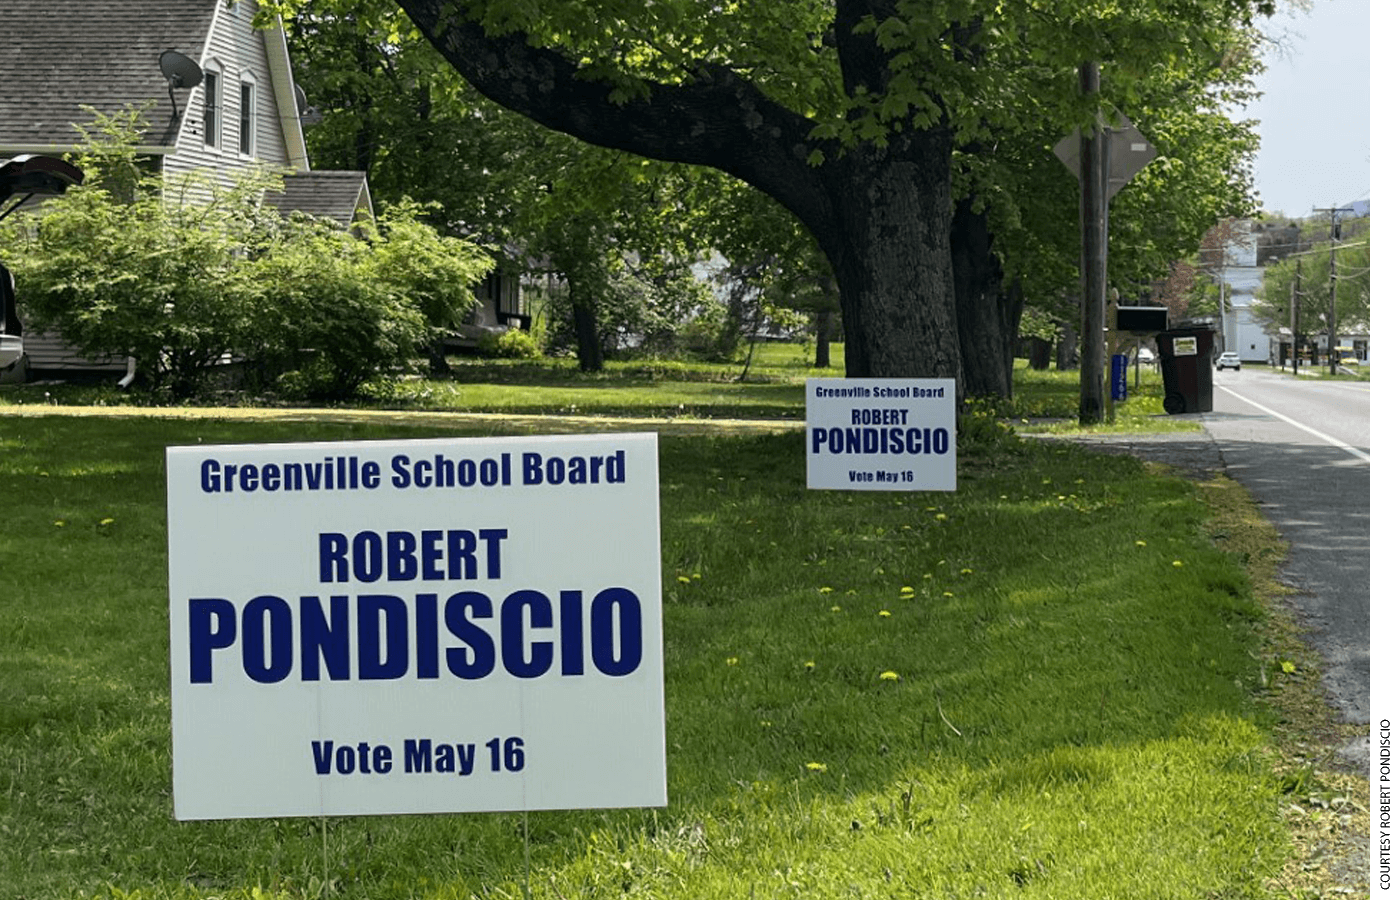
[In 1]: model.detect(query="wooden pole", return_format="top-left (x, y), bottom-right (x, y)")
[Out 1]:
top-left (1078, 62), bottom-right (1107, 425)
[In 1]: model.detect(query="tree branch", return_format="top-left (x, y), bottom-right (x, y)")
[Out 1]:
top-left (395, 0), bottom-right (834, 235)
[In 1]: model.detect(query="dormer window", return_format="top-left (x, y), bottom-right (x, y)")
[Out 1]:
top-left (203, 65), bottom-right (222, 148)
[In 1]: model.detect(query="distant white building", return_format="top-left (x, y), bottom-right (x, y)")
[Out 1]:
top-left (1211, 224), bottom-right (1271, 363)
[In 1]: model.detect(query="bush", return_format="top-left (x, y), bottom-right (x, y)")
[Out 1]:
top-left (0, 111), bottom-right (490, 400)
top-left (245, 216), bottom-right (434, 399)
top-left (478, 328), bottom-right (544, 359)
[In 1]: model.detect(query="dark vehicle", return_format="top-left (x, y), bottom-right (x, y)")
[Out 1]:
top-left (0, 155), bottom-right (85, 371)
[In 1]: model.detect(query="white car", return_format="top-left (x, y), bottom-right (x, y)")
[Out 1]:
top-left (1216, 352), bottom-right (1241, 371)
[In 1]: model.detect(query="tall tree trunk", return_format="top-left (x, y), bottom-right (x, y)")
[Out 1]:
top-left (394, 2), bottom-right (964, 384)
top-left (426, 341), bottom-right (451, 377)
top-left (814, 139), bottom-right (960, 387)
top-left (950, 197), bottom-right (1021, 398)
top-left (814, 309), bottom-right (832, 368)
top-left (1056, 320), bottom-right (1078, 371)
top-left (1027, 338), bottom-right (1052, 370)
top-left (570, 293), bottom-right (604, 372)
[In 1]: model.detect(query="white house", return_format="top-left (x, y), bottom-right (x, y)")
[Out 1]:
top-left (1211, 223), bottom-right (1272, 363)
top-left (0, 0), bottom-right (372, 380)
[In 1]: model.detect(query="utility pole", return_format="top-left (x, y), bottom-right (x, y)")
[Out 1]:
top-left (1329, 213), bottom-right (1339, 375)
top-left (1077, 62), bottom-right (1106, 425)
top-left (1291, 259), bottom-right (1300, 375)
top-left (1314, 206), bottom-right (1342, 374)
top-left (1052, 70), bottom-right (1155, 423)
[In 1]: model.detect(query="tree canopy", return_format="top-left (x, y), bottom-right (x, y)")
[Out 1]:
top-left (285, 0), bottom-right (736, 370)
top-left (1255, 218), bottom-right (1369, 341)
top-left (373, 0), bottom-right (1272, 392)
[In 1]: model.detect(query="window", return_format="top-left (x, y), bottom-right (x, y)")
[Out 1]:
top-left (203, 70), bottom-right (221, 148)
top-left (238, 80), bottom-right (255, 155)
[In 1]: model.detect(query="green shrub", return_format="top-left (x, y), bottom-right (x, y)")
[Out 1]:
top-left (0, 110), bottom-right (489, 400)
top-left (478, 328), bottom-right (543, 359)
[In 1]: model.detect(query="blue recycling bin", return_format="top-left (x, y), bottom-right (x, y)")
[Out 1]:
top-left (1111, 354), bottom-right (1129, 401)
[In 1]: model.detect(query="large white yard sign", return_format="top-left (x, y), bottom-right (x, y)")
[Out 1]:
top-left (806, 378), bottom-right (957, 491)
top-left (167, 433), bottom-right (665, 821)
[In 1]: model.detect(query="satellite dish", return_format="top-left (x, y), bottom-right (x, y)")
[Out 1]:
top-left (159, 50), bottom-right (204, 89)
top-left (293, 84), bottom-right (324, 125)
top-left (158, 50), bottom-right (204, 140)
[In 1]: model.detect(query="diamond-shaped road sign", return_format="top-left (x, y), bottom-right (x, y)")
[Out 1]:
top-left (1054, 112), bottom-right (1157, 202)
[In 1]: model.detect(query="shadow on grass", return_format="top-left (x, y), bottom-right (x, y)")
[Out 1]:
top-left (0, 416), bottom-right (1282, 897)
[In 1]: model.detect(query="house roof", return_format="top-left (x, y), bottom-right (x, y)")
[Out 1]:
top-left (0, 1), bottom-right (368, 226)
top-left (266, 171), bottom-right (373, 227)
top-left (0, 0), bottom-right (221, 150)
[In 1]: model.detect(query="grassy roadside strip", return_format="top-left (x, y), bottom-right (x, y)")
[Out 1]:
top-left (0, 411), bottom-right (1300, 898)
top-left (1192, 472), bottom-right (1370, 896)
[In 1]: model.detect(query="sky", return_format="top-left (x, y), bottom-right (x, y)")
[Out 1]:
top-left (1234, 0), bottom-right (1370, 218)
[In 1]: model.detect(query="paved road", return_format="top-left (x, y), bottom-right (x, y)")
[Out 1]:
top-left (1202, 367), bottom-right (1370, 726)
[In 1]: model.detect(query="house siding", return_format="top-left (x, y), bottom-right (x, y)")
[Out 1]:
top-left (164, 0), bottom-right (294, 187)
top-left (2, 0), bottom-right (361, 384)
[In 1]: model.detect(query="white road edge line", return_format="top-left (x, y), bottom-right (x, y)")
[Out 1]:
top-left (1216, 384), bottom-right (1370, 463)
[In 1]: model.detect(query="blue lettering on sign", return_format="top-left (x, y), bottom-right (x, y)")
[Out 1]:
top-left (388, 453), bottom-right (511, 489)
top-left (200, 456), bottom-right (382, 493)
top-left (188, 589), bottom-right (645, 685)
top-left (402, 739), bottom-right (477, 775)
top-left (521, 451), bottom-right (627, 485)
top-left (812, 427), bottom-right (950, 455)
top-left (317, 529), bottom-right (508, 583)
top-left (311, 740), bottom-right (393, 774)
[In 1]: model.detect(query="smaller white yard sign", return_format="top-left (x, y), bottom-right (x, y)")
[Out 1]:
top-left (167, 433), bottom-right (665, 821)
top-left (806, 378), bottom-right (957, 491)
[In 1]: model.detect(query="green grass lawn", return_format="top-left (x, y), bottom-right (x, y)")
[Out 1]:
top-left (0, 388), bottom-right (1294, 898)
top-left (4, 342), bottom-right (1186, 429)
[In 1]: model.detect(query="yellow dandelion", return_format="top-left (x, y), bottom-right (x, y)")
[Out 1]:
top-left (726, 656), bottom-right (739, 666)
top-left (879, 671), bottom-right (900, 682)
top-left (830, 605), bottom-right (842, 613)
top-left (935, 513), bottom-right (948, 521)
top-left (943, 591), bottom-right (955, 598)
top-left (677, 575), bottom-right (691, 584)
top-left (99, 517), bottom-right (115, 526)
top-left (804, 661), bottom-right (816, 671)
top-left (1135, 540), bottom-right (1147, 547)
top-left (1172, 560), bottom-right (1184, 568)
top-left (960, 568), bottom-right (973, 575)
top-left (805, 762), bottom-right (828, 772)
top-left (900, 585), bottom-right (915, 596)
top-left (819, 586), bottom-right (833, 594)
top-left (691, 572), bottom-right (701, 580)
top-left (878, 609), bottom-right (892, 618)
top-left (53, 520), bottom-right (66, 527)
top-left (760, 720), bottom-right (773, 727)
